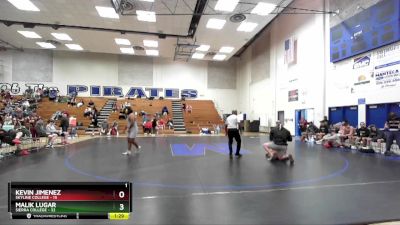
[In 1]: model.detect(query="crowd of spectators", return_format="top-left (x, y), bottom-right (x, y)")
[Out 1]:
top-left (299, 114), bottom-right (400, 155)
top-left (0, 89), bottom-right (76, 156)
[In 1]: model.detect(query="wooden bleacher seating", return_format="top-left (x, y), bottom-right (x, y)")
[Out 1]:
top-left (108, 98), bottom-right (174, 134)
top-left (183, 100), bottom-right (224, 134)
top-left (36, 97), bottom-right (224, 135)
top-left (36, 97), bottom-right (108, 135)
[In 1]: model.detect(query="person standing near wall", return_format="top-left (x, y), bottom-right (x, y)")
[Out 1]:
top-left (384, 112), bottom-right (400, 156)
top-left (225, 110), bottom-right (241, 158)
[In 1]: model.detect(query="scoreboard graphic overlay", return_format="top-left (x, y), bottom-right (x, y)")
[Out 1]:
top-left (8, 182), bottom-right (132, 220)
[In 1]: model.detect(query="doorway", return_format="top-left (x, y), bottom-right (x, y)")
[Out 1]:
top-left (295, 108), bottom-right (314, 136)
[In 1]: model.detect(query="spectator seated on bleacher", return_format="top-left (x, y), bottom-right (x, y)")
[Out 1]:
top-left (3, 114), bottom-right (13, 125)
top-left (34, 88), bottom-right (42, 101)
top-left (24, 86), bottom-right (33, 98)
top-left (123, 101), bottom-right (131, 108)
top-left (200, 127), bottom-right (211, 135)
top-left (4, 104), bottom-right (13, 115)
top-left (6, 121), bottom-right (31, 145)
top-left (67, 95), bottom-right (77, 107)
top-left (167, 118), bottom-right (173, 129)
top-left (119, 106), bottom-right (132, 120)
top-left (158, 118), bottom-right (165, 130)
top-left (45, 119), bottom-right (60, 148)
top-left (143, 121), bottom-right (152, 135)
top-left (100, 120), bottom-right (109, 136)
top-left (22, 100), bottom-right (30, 109)
top-left (0, 127), bottom-right (19, 146)
top-left (48, 90), bottom-right (58, 102)
top-left (84, 107), bottom-right (92, 117)
top-left (35, 118), bottom-right (47, 138)
top-left (88, 99), bottom-right (95, 107)
top-left (52, 111), bottom-right (63, 121)
top-left (76, 99), bottom-right (84, 108)
top-left (119, 112), bottom-right (126, 120)
top-left (90, 108), bottom-right (99, 128)
top-left (186, 104), bottom-right (192, 114)
top-left (110, 121), bottom-right (119, 136)
top-left (161, 106), bottom-right (169, 116)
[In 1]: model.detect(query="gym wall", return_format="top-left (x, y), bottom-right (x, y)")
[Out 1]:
top-left (0, 50), bottom-right (237, 114)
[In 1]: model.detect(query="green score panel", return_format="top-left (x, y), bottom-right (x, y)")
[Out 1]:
top-left (12, 201), bottom-right (129, 213)
top-left (55, 201), bottom-right (129, 213)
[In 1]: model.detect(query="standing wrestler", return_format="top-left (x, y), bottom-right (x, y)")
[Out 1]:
top-left (122, 107), bottom-right (141, 155)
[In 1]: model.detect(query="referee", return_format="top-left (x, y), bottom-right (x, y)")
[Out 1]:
top-left (225, 110), bottom-right (241, 158)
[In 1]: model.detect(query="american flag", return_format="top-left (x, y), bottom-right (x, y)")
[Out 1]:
top-left (284, 37), bottom-right (295, 64)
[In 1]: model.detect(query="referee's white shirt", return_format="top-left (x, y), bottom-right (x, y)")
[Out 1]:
top-left (226, 114), bottom-right (239, 129)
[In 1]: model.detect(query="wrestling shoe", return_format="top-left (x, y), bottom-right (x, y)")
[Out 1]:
top-left (235, 153), bottom-right (242, 158)
top-left (122, 151), bottom-right (131, 155)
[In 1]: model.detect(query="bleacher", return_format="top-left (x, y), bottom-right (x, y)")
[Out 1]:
top-left (35, 97), bottom-right (224, 135)
top-left (182, 100), bottom-right (224, 134)
top-left (36, 97), bottom-right (108, 135)
top-left (108, 98), bottom-right (174, 134)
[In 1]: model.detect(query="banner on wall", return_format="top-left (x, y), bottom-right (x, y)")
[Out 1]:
top-left (0, 83), bottom-right (199, 99)
top-left (288, 89), bottom-right (298, 102)
top-left (353, 55), bottom-right (371, 69)
top-left (372, 42), bottom-right (400, 90)
top-left (346, 42), bottom-right (400, 93)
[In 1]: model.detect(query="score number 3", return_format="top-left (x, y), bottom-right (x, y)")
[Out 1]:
top-left (119, 191), bottom-right (125, 211)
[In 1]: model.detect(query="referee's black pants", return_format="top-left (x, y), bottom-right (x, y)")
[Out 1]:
top-left (228, 128), bottom-right (241, 155)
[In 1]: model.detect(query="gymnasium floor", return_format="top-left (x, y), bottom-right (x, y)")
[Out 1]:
top-left (1, 135), bottom-right (400, 225)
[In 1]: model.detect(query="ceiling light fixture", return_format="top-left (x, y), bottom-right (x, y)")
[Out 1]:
top-left (213, 54), bottom-right (226, 61)
top-left (65, 44), bottom-right (83, 51)
top-left (196, 45), bottom-right (210, 52)
top-left (36, 42), bottom-right (56, 49)
top-left (7, 0), bottom-right (39, 11)
top-left (251, 2), bottom-right (276, 16)
top-left (115, 38), bottom-right (131, 45)
top-left (206, 18), bottom-right (226, 30)
top-left (18, 31), bottom-right (41, 39)
top-left (219, 46), bottom-right (234, 53)
top-left (120, 47), bottom-right (135, 54)
top-left (95, 6), bottom-right (119, 19)
top-left (192, 53), bottom-right (205, 59)
top-left (214, 0), bottom-right (239, 12)
top-left (146, 49), bottom-right (159, 56)
top-left (143, 40), bottom-right (158, 48)
top-left (136, 10), bottom-right (156, 22)
top-left (237, 22), bottom-right (258, 32)
top-left (51, 33), bottom-right (72, 41)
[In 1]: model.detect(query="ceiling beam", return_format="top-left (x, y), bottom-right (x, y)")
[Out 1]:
top-left (0, 19), bottom-right (189, 38)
